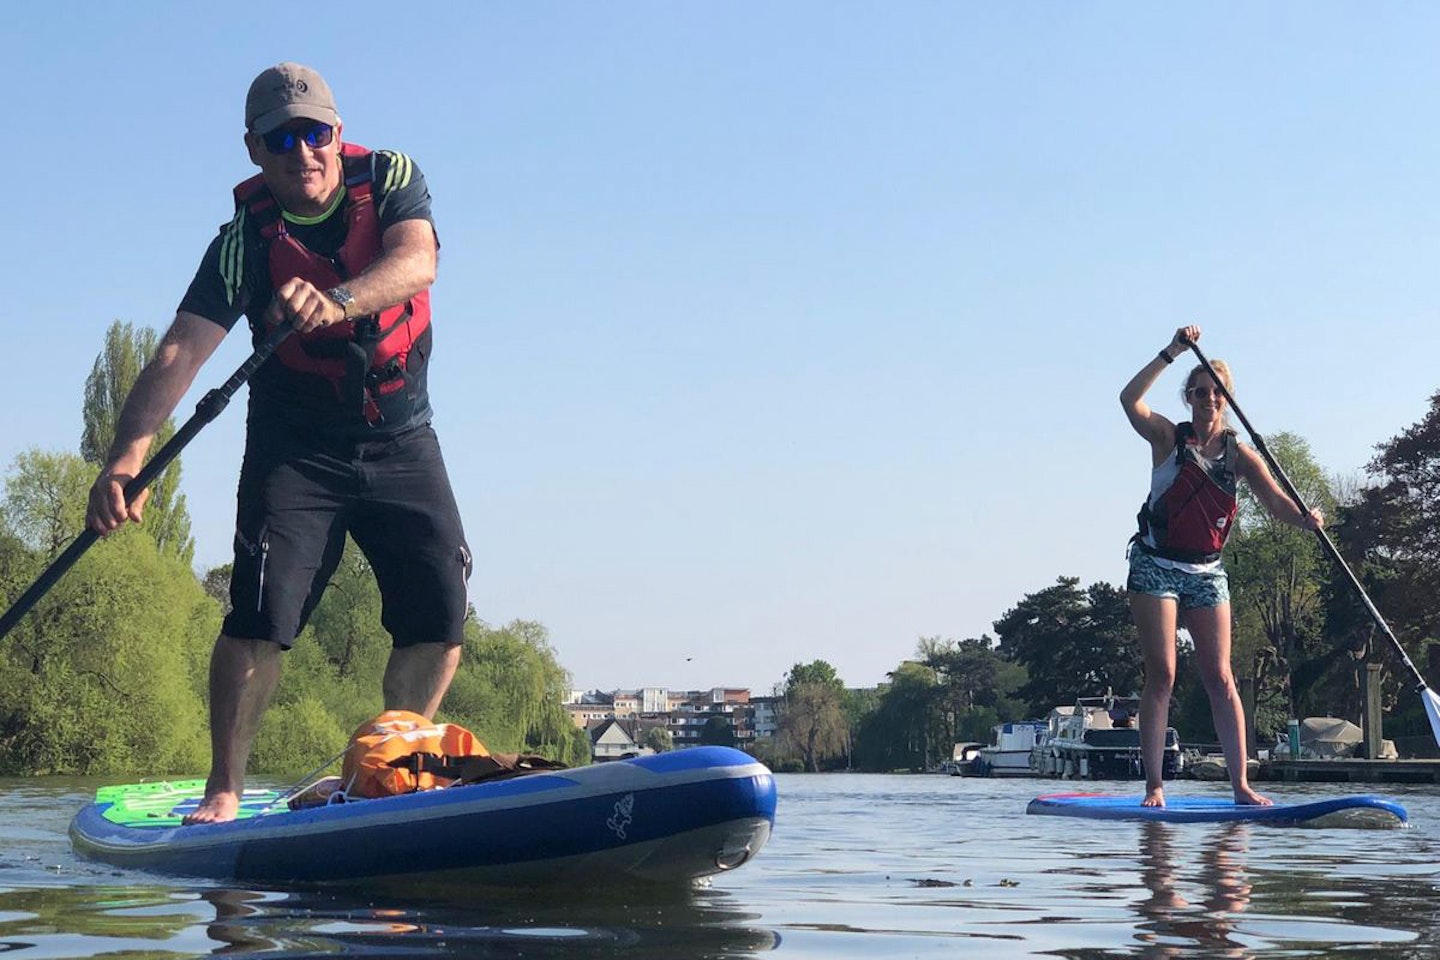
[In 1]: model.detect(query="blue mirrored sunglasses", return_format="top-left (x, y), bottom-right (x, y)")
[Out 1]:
top-left (261, 122), bottom-right (334, 155)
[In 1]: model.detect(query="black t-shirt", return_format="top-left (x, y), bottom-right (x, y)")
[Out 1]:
top-left (180, 148), bottom-right (437, 441)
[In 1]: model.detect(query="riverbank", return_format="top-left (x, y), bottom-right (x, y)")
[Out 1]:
top-left (1260, 757), bottom-right (1440, 784)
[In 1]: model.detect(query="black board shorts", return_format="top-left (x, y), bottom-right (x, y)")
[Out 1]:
top-left (222, 424), bottom-right (472, 649)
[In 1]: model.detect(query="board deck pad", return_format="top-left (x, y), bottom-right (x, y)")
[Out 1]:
top-left (95, 780), bottom-right (289, 828)
top-left (1026, 793), bottom-right (1408, 828)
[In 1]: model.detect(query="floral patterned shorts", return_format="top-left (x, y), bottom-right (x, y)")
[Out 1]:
top-left (1126, 546), bottom-right (1229, 610)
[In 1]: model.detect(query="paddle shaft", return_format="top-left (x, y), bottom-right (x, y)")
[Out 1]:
top-left (1185, 340), bottom-right (1429, 692)
top-left (0, 321), bottom-right (294, 641)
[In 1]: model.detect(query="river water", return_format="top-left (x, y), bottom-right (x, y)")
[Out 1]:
top-left (2, 771), bottom-right (1437, 959)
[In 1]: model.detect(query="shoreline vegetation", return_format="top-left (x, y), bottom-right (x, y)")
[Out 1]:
top-left (0, 322), bottom-right (589, 779)
top-left (743, 387), bottom-right (1440, 775)
top-left (2, 324), bottom-right (1437, 779)
top-left (0, 515), bottom-right (590, 778)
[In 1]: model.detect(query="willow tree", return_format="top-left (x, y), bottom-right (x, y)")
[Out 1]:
top-left (851, 660), bottom-right (939, 771)
top-left (229, 537), bottom-right (590, 775)
top-left (247, 538), bottom-right (392, 775)
top-left (80, 320), bottom-right (194, 565)
top-left (444, 619), bottom-right (590, 767)
top-left (0, 450), bottom-right (215, 775)
top-left (776, 660), bottom-right (848, 771)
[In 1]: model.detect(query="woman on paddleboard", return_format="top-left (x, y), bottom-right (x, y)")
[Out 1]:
top-left (1121, 325), bottom-right (1323, 808)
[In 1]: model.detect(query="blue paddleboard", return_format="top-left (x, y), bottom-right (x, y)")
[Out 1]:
top-left (1026, 792), bottom-right (1407, 828)
top-left (70, 746), bottom-right (777, 885)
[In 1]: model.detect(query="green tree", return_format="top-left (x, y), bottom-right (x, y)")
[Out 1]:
top-left (1352, 391), bottom-right (1440, 641)
top-left (785, 660), bottom-right (843, 691)
top-left (1225, 431), bottom-right (1336, 734)
top-left (305, 542), bottom-right (390, 689)
top-left (0, 452), bottom-right (216, 774)
top-left (852, 661), bottom-right (939, 771)
top-left (775, 660), bottom-right (849, 771)
top-left (445, 619), bottom-right (590, 767)
top-left (201, 564), bottom-right (232, 612)
top-left (643, 725), bottom-right (674, 753)
top-left (992, 577), bottom-right (1142, 717)
top-left (3, 449), bottom-right (93, 557)
top-left (841, 685), bottom-right (880, 726)
top-left (778, 680), bottom-right (847, 771)
top-left (918, 635), bottom-right (1029, 744)
top-left (244, 539), bottom-right (590, 775)
top-left (699, 715), bottom-right (736, 747)
top-left (79, 320), bottom-right (193, 565)
top-left (244, 539), bottom-right (390, 774)
top-left (0, 450), bottom-right (591, 777)
top-left (1338, 390), bottom-right (1440, 738)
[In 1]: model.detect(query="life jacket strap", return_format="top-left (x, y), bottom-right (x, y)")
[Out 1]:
top-left (385, 751), bottom-right (569, 786)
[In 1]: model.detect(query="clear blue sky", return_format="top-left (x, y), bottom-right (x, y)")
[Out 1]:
top-left (2, 4), bottom-right (1434, 695)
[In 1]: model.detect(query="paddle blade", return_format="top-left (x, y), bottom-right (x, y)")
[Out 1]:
top-left (1423, 685), bottom-right (1440, 749)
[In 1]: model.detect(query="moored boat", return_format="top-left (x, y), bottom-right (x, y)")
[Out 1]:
top-left (975, 721), bottom-right (1047, 777)
top-left (1029, 694), bottom-right (1181, 781)
top-left (939, 742), bottom-right (985, 775)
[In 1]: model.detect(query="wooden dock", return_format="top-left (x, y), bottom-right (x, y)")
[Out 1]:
top-left (1259, 758), bottom-right (1440, 784)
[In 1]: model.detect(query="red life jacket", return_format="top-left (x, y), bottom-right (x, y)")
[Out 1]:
top-left (234, 143), bottom-right (431, 425)
top-left (1134, 422), bottom-right (1239, 564)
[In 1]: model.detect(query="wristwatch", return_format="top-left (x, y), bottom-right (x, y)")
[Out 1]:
top-left (325, 285), bottom-right (356, 319)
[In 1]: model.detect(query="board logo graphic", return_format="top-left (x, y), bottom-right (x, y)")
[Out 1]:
top-left (607, 793), bottom-right (635, 839)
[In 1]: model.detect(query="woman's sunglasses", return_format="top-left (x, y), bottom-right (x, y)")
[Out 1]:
top-left (1186, 386), bottom-right (1225, 401)
top-left (261, 121), bottom-right (334, 155)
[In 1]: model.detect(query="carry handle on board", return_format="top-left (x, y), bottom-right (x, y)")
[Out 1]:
top-left (0, 321), bottom-right (295, 641)
top-left (1183, 337), bottom-right (1440, 747)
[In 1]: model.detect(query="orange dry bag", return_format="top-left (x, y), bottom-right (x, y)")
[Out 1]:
top-left (340, 710), bottom-right (490, 799)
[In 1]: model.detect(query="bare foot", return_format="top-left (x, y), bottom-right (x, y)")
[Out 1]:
top-left (1142, 786), bottom-right (1165, 808)
top-left (182, 790), bottom-right (239, 825)
top-left (1233, 785), bottom-right (1272, 806)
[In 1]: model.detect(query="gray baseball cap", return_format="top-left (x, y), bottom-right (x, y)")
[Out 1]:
top-left (245, 62), bottom-right (339, 134)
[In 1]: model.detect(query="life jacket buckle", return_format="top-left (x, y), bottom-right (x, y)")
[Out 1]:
top-left (362, 395), bottom-right (384, 427)
top-left (361, 358), bottom-right (407, 427)
top-left (353, 314), bottom-right (381, 342)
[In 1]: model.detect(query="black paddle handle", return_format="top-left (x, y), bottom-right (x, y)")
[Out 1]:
top-left (1184, 339), bottom-right (1428, 691)
top-left (0, 321), bottom-right (294, 642)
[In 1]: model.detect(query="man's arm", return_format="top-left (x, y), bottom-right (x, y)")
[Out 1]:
top-left (265, 219), bottom-right (438, 333)
top-left (87, 311), bottom-right (228, 534)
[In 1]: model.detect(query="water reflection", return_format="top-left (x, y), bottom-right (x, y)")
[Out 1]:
top-left (1134, 821), bottom-right (1252, 958)
top-left (11, 776), bottom-right (1440, 958)
top-left (1123, 818), bottom-right (1430, 959)
top-left (201, 884), bottom-right (780, 958)
top-left (202, 888), bottom-right (283, 955)
top-left (0, 881), bottom-right (780, 959)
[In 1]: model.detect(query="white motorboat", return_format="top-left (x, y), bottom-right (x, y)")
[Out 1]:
top-left (1029, 693), bottom-right (1181, 781)
top-left (975, 721), bottom-right (1047, 777)
top-left (944, 742), bottom-right (985, 775)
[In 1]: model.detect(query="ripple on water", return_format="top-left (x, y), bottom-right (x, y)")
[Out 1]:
top-left (2, 773), bottom-right (1440, 958)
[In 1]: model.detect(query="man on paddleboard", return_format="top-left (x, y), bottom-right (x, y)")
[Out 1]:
top-left (1120, 325), bottom-right (1323, 808)
top-left (85, 63), bottom-right (470, 824)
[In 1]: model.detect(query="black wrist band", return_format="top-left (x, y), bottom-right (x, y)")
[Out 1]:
top-left (1158, 349), bottom-right (1175, 364)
